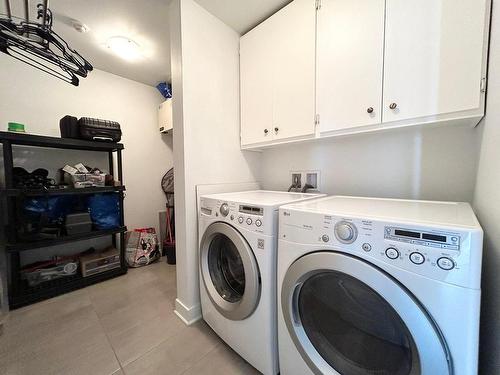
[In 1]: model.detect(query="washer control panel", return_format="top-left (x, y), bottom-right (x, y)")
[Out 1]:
top-left (200, 198), bottom-right (270, 235)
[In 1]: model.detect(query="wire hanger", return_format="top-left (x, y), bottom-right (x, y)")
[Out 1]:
top-left (0, 0), bottom-right (93, 86)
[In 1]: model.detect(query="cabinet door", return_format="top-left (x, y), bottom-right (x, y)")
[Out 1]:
top-left (240, 21), bottom-right (274, 146)
top-left (271, 0), bottom-right (316, 141)
top-left (383, 0), bottom-right (488, 123)
top-left (317, 0), bottom-right (385, 133)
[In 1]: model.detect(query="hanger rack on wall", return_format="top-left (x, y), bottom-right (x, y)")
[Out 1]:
top-left (0, 0), bottom-right (93, 86)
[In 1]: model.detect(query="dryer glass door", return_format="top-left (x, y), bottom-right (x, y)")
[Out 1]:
top-left (281, 252), bottom-right (450, 375)
top-left (200, 222), bottom-right (261, 320)
top-left (298, 271), bottom-right (417, 375)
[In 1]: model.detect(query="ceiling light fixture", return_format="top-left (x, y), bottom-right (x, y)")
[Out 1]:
top-left (72, 20), bottom-right (90, 34)
top-left (106, 36), bottom-right (142, 61)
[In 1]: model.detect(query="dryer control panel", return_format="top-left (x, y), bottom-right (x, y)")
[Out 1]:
top-left (279, 207), bottom-right (483, 289)
top-left (384, 227), bottom-right (460, 250)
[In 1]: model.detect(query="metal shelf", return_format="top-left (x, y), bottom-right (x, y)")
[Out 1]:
top-left (5, 227), bottom-right (128, 253)
top-left (9, 267), bottom-right (127, 309)
top-left (1, 186), bottom-right (125, 197)
top-left (0, 131), bottom-right (123, 151)
top-left (1, 131), bottom-right (127, 309)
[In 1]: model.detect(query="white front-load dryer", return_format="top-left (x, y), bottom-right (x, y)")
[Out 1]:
top-left (277, 196), bottom-right (483, 375)
top-left (198, 190), bottom-right (325, 375)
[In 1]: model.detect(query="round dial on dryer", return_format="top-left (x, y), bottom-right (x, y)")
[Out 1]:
top-left (334, 221), bottom-right (358, 244)
top-left (220, 203), bottom-right (229, 217)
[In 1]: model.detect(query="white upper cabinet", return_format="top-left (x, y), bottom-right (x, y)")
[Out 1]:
top-left (240, 0), bottom-right (316, 147)
top-left (240, 0), bottom-right (490, 149)
top-left (271, 0), bottom-right (316, 141)
top-left (383, 0), bottom-right (489, 123)
top-left (317, 0), bottom-right (385, 134)
top-left (240, 19), bottom-right (274, 146)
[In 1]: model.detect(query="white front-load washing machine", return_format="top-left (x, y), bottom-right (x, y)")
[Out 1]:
top-left (198, 190), bottom-right (325, 375)
top-left (277, 196), bottom-right (483, 375)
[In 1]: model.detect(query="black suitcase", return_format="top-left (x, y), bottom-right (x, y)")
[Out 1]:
top-left (78, 117), bottom-right (122, 142)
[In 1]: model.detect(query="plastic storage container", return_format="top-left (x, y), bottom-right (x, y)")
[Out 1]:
top-left (65, 212), bottom-right (92, 235)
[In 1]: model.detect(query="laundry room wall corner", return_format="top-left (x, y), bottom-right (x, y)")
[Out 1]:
top-left (170, 0), bottom-right (262, 325)
top-left (473, 1), bottom-right (500, 373)
top-left (0, 57), bottom-right (171, 233)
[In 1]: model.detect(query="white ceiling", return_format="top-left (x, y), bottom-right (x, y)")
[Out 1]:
top-left (195, 0), bottom-right (292, 34)
top-left (1, 0), bottom-right (290, 86)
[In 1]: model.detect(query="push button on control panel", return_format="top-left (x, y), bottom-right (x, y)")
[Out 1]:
top-left (255, 219), bottom-right (262, 227)
top-left (238, 217), bottom-right (244, 224)
top-left (409, 252), bottom-right (425, 265)
top-left (322, 235), bottom-right (330, 243)
top-left (362, 243), bottom-right (372, 252)
top-left (246, 218), bottom-right (253, 225)
top-left (437, 257), bottom-right (455, 270)
top-left (385, 247), bottom-right (400, 260)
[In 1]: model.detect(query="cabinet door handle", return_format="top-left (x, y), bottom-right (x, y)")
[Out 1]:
top-left (367, 107), bottom-right (374, 114)
top-left (389, 103), bottom-right (398, 110)
top-left (264, 129), bottom-right (269, 135)
top-left (274, 127), bottom-right (279, 133)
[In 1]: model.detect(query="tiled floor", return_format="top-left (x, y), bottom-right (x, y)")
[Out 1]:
top-left (0, 260), bottom-right (260, 375)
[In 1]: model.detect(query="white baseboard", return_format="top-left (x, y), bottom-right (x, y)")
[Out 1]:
top-left (174, 298), bottom-right (202, 326)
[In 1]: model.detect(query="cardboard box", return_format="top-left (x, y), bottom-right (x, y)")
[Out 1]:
top-left (80, 247), bottom-right (120, 277)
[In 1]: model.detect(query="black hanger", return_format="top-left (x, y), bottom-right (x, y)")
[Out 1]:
top-left (0, 0), bottom-right (93, 86)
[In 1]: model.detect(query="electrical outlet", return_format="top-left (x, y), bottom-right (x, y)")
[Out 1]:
top-left (290, 170), bottom-right (321, 192)
top-left (305, 171), bottom-right (321, 191)
top-left (291, 172), bottom-right (302, 188)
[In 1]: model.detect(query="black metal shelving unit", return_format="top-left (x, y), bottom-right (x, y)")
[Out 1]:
top-left (0, 131), bottom-right (128, 309)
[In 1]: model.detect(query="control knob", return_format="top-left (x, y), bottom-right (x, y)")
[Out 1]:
top-left (334, 221), bottom-right (357, 244)
top-left (220, 203), bottom-right (229, 217)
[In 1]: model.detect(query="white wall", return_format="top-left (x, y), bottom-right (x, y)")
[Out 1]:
top-left (170, 0), bottom-right (261, 324)
top-left (0, 57), bottom-right (173, 233)
top-left (261, 124), bottom-right (480, 202)
top-left (473, 0), bottom-right (500, 373)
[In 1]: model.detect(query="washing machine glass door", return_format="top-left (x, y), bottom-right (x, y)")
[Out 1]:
top-left (281, 252), bottom-right (450, 375)
top-left (200, 222), bottom-right (260, 320)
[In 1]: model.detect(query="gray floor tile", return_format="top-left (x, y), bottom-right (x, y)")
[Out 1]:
top-left (181, 342), bottom-right (261, 375)
top-left (122, 321), bottom-right (220, 375)
top-left (1, 309), bottom-right (119, 375)
top-left (0, 290), bottom-right (96, 359)
top-left (108, 309), bottom-right (186, 366)
top-left (88, 267), bottom-right (176, 318)
top-left (98, 290), bottom-right (175, 337)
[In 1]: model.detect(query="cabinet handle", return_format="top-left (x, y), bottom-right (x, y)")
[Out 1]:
top-left (389, 103), bottom-right (398, 110)
top-left (274, 127), bottom-right (279, 133)
top-left (264, 129), bottom-right (269, 135)
top-left (367, 107), bottom-right (374, 114)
